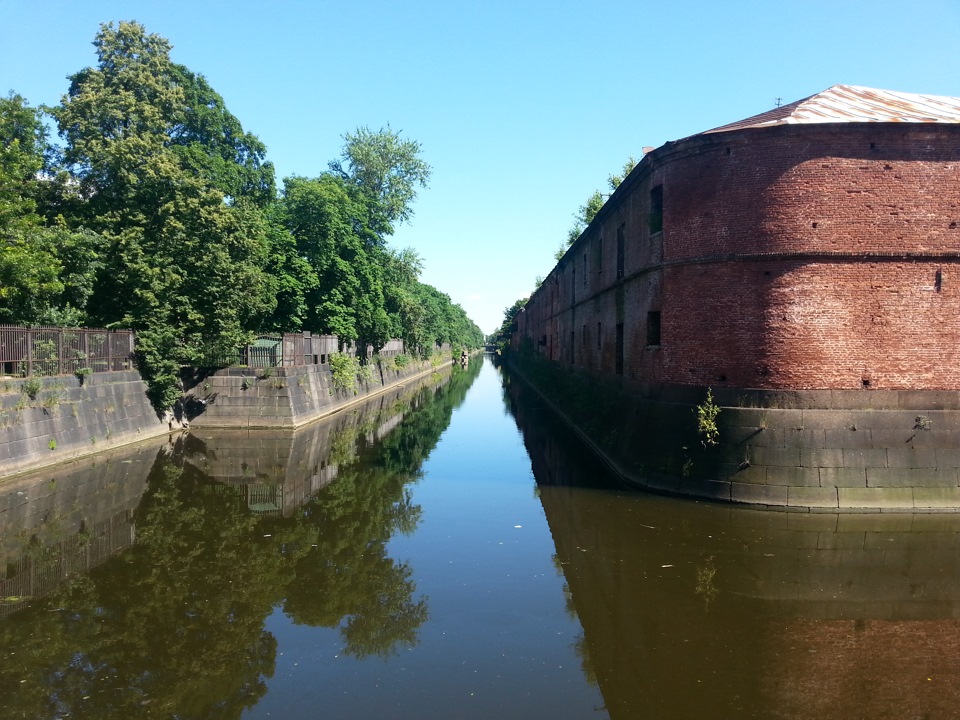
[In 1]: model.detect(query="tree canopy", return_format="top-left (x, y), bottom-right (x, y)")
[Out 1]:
top-left (1, 20), bottom-right (482, 408)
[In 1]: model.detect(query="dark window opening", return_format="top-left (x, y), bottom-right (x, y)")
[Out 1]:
top-left (597, 236), bottom-right (603, 274)
top-left (649, 185), bottom-right (663, 234)
top-left (616, 223), bottom-right (625, 279)
top-left (596, 322), bottom-right (602, 350)
top-left (583, 253), bottom-right (587, 285)
top-left (647, 311), bottom-right (661, 346)
top-left (570, 331), bottom-right (575, 363)
top-left (615, 323), bottom-right (624, 375)
top-left (582, 324), bottom-right (586, 347)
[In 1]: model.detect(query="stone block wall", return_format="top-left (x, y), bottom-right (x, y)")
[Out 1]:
top-left (0, 371), bottom-right (173, 478)
top-left (510, 357), bottom-right (960, 511)
top-left (186, 357), bottom-right (448, 428)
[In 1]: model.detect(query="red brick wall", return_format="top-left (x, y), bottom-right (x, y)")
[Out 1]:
top-left (517, 122), bottom-right (960, 391)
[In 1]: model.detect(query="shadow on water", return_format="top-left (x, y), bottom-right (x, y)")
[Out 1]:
top-left (501, 364), bottom-right (960, 720)
top-left (0, 357), bottom-right (483, 719)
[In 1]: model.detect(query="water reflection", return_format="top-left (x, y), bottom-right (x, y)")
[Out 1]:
top-left (0, 359), bottom-right (482, 719)
top-left (504, 367), bottom-right (960, 720)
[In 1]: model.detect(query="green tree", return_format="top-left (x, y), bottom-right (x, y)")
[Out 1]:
top-left (329, 125), bottom-right (432, 237)
top-left (50, 21), bottom-right (274, 407)
top-left (0, 93), bottom-right (107, 325)
top-left (281, 174), bottom-right (390, 351)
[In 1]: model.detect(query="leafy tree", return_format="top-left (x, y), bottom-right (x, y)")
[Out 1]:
top-left (329, 125), bottom-right (432, 237)
top-left (492, 297), bottom-right (527, 353)
top-left (167, 63), bottom-right (276, 206)
top-left (281, 174), bottom-right (390, 351)
top-left (255, 204), bottom-right (317, 333)
top-left (0, 93), bottom-right (106, 325)
top-left (50, 21), bottom-right (274, 407)
top-left (0, 92), bottom-right (46, 229)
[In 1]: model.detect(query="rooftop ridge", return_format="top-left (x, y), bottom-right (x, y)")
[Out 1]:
top-left (703, 84), bottom-right (960, 135)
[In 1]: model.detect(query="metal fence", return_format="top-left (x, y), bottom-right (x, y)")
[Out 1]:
top-left (0, 326), bottom-right (135, 377)
top-left (234, 333), bottom-right (412, 368)
top-left (0, 326), bottom-right (444, 376)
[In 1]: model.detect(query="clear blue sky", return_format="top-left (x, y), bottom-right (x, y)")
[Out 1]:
top-left (2, 0), bottom-right (959, 334)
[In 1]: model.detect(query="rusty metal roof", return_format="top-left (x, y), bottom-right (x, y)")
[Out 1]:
top-left (704, 85), bottom-right (960, 134)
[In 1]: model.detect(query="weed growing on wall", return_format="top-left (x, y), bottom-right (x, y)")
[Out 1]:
top-left (22, 377), bottom-right (42, 400)
top-left (357, 363), bottom-right (373, 385)
top-left (696, 389), bottom-right (721, 447)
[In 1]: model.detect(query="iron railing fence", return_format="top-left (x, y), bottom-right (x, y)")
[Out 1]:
top-left (0, 326), bottom-right (135, 378)
top-left (0, 326), bottom-right (449, 376)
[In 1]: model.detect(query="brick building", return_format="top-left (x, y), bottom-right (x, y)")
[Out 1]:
top-left (512, 86), bottom-right (960, 509)
top-left (516, 85), bottom-right (960, 390)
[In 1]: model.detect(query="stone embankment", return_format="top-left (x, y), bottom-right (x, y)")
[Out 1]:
top-left (0, 371), bottom-right (173, 478)
top-left (0, 355), bottom-right (453, 478)
top-left (184, 356), bottom-right (451, 429)
top-left (508, 357), bottom-right (960, 512)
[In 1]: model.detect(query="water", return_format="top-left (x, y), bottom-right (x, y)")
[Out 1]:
top-left (2, 356), bottom-right (960, 719)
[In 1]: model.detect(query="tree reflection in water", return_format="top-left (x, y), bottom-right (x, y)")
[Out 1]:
top-left (0, 358), bottom-right (482, 719)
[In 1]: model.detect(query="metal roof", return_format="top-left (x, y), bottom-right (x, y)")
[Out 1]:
top-left (703, 85), bottom-right (960, 134)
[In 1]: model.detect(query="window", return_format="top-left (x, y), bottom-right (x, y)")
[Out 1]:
top-left (649, 185), bottom-right (663, 234)
top-left (597, 236), bottom-right (603, 274)
top-left (597, 322), bottom-right (602, 350)
top-left (615, 323), bottom-right (624, 375)
top-left (583, 253), bottom-right (587, 285)
top-left (647, 311), bottom-right (661, 346)
top-left (616, 223), bottom-right (625, 279)
top-left (582, 324), bottom-right (587, 347)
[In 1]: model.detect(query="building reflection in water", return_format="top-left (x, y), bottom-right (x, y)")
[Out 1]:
top-left (504, 369), bottom-right (960, 720)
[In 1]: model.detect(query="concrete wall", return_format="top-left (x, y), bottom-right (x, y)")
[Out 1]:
top-left (186, 356), bottom-right (450, 428)
top-left (509, 358), bottom-right (960, 511)
top-left (0, 371), bottom-right (173, 478)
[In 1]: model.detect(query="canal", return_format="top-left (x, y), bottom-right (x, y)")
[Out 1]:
top-left (2, 356), bottom-right (960, 719)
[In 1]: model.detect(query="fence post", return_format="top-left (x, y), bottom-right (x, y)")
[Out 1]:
top-left (26, 328), bottom-right (33, 377)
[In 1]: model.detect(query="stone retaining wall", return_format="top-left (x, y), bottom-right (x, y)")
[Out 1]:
top-left (186, 357), bottom-right (449, 428)
top-left (0, 371), bottom-right (173, 478)
top-left (508, 357), bottom-right (960, 511)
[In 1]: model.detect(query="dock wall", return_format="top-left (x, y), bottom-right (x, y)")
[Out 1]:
top-left (508, 355), bottom-right (960, 511)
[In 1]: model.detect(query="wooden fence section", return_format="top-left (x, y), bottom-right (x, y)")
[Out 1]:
top-left (0, 326), bottom-right (135, 377)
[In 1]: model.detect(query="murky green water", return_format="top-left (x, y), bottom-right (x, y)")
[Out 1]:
top-left (2, 357), bottom-right (960, 719)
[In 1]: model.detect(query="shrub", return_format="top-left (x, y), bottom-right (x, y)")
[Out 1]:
top-left (330, 353), bottom-right (360, 394)
top-left (22, 377), bottom-right (42, 400)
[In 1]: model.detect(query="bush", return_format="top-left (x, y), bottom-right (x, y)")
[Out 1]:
top-left (22, 377), bottom-right (42, 400)
top-left (329, 353), bottom-right (360, 394)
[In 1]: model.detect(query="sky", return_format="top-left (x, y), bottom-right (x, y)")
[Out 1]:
top-left (2, 0), bottom-right (959, 334)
